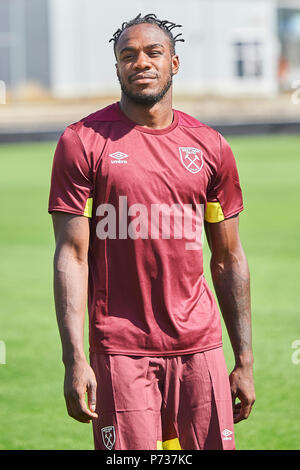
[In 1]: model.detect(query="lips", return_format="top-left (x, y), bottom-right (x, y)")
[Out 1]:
top-left (130, 74), bottom-right (157, 83)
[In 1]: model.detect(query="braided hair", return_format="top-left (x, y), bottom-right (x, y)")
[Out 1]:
top-left (109, 13), bottom-right (185, 55)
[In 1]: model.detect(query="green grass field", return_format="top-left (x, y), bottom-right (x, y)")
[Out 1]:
top-left (0, 134), bottom-right (299, 450)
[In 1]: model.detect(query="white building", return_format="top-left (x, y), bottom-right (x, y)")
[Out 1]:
top-left (1, 0), bottom-right (300, 98)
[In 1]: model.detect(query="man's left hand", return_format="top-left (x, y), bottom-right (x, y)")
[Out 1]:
top-left (229, 365), bottom-right (256, 423)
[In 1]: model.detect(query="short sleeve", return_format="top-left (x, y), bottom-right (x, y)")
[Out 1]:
top-left (48, 126), bottom-right (93, 218)
top-left (205, 133), bottom-right (243, 223)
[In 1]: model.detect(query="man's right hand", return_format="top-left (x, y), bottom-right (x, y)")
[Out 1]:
top-left (63, 359), bottom-right (98, 423)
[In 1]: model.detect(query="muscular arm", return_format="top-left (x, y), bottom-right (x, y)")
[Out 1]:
top-left (205, 215), bottom-right (255, 423)
top-left (52, 212), bottom-right (98, 423)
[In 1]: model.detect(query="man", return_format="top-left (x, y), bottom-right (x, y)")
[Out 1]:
top-left (48, 13), bottom-right (255, 450)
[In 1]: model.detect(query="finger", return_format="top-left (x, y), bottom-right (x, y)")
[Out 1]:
top-left (233, 402), bottom-right (241, 414)
top-left (65, 397), bottom-right (76, 420)
top-left (78, 395), bottom-right (98, 420)
top-left (69, 401), bottom-right (91, 423)
top-left (87, 381), bottom-right (98, 416)
top-left (233, 401), bottom-right (242, 410)
top-left (69, 394), bottom-right (96, 423)
top-left (231, 394), bottom-right (238, 416)
top-left (233, 401), bottom-right (242, 419)
top-left (230, 385), bottom-right (238, 405)
top-left (65, 395), bottom-right (90, 423)
top-left (234, 401), bottom-right (253, 424)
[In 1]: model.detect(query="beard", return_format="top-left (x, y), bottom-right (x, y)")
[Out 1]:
top-left (117, 68), bottom-right (173, 106)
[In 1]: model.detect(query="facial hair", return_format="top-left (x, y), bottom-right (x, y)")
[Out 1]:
top-left (117, 67), bottom-right (173, 106)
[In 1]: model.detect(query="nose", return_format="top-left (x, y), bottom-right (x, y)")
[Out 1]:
top-left (133, 51), bottom-right (151, 70)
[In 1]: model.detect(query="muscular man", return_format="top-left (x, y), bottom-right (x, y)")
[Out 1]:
top-left (48, 13), bottom-right (255, 450)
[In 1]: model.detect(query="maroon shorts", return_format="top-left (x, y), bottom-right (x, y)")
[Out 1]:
top-left (90, 347), bottom-right (235, 450)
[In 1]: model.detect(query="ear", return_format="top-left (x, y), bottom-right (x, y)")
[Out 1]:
top-left (172, 55), bottom-right (180, 76)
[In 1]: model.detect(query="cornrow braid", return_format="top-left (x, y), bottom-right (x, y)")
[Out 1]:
top-left (109, 13), bottom-right (185, 55)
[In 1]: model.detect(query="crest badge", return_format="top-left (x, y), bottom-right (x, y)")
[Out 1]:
top-left (179, 147), bottom-right (204, 174)
top-left (101, 425), bottom-right (116, 450)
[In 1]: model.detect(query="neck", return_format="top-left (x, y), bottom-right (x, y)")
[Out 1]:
top-left (119, 89), bottom-right (174, 129)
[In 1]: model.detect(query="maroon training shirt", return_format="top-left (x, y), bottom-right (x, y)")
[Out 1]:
top-left (48, 102), bottom-right (243, 356)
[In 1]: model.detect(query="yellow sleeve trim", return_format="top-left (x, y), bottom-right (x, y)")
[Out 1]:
top-left (157, 438), bottom-right (181, 450)
top-left (205, 201), bottom-right (224, 223)
top-left (83, 197), bottom-right (93, 218)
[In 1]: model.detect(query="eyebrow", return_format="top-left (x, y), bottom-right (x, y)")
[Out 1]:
top-left (119, 43), bottom-right (165, 55)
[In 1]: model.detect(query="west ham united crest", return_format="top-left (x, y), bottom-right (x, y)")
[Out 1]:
top-left (101, 425), bottom-right (116, 450)
top-left (179, 147), bottom-right (204, 174)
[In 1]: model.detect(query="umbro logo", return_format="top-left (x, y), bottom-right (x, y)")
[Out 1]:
top-left (222, 429), bottom-right (233, 441)
top-left (109, 151), bottom-right (128, 164)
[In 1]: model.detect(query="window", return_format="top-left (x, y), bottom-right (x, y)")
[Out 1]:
top-left (234, 41), bottom-right (263, 78)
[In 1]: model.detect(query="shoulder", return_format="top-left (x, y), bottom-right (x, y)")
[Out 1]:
top-left (176, 108), bottom-right (222, 149)
top-left (58, 102), bottom-right (123, 155)
top-left (176, 109), bottom-right (220, 137)
top-left (66, 102), bottom-right (122, 135)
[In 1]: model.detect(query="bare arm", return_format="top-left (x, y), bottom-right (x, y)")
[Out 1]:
top-left (205, 215), bottom-right (255, 423)
top-left (52, 212), bottom-right (98, 423)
